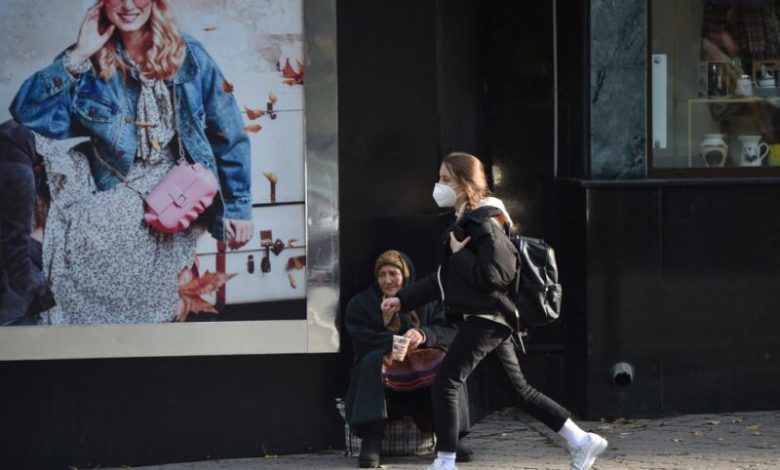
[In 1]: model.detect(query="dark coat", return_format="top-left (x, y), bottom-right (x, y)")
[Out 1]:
top-left (344, 283), bottom-right (458, 427)
top-left (345, 283), bottom-right (456, 364)
top-left (397, 205), bottom-right (518, 321)
top-left (343, 251), bottom-right (468, 431)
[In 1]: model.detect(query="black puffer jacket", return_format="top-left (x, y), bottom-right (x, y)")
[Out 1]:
top-left (397, 205), bottom-right (518, 322)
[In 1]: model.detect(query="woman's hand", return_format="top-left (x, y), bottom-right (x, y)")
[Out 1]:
top-left (72, 1), bottom-right (115, 62)
top-left (381, 297), bottom-right (401, 314)
top-left (403, 328), bottom-right (425, 350)
top-left (225, 219), bottom-right (254, 249)
top-left (449, 231), bottom-right (471, 253)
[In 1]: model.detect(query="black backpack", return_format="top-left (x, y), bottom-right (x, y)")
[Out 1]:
top-left (506, 235), bottom-right (562, 332)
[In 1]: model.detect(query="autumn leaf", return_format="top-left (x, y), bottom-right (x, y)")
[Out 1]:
top-left (244, 124), bottom-right (262, 133)
top-left (180, 270), bottom-right (236, 297)
top-left (244, 106), bottom-right (265, 120)
top-left (263, 172), bottom-right (278, 183)
top-left (268, 92), bottom-right (278, 106)
top-left (288, 273), bottom-right (297, 289)
top-left (286, 255), bottom-right (306, 271)
top-left (175, 269), bottom-right (237, 322)
top-left (222, 80), bottom-right (234, 93)
top-left (281, 57), bottom-right (304, 85)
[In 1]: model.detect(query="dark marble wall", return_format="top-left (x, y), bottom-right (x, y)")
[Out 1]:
top-left (590, 0), bottom-right (647, 178)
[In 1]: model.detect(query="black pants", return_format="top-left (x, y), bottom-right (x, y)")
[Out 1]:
top-left (0, 120), bottom-right (52, 325)
top-left (432, 316), bottom-right (571, 452)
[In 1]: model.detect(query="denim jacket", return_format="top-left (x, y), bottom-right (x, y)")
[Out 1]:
top-left (9, 35), bottom-right (251, 241)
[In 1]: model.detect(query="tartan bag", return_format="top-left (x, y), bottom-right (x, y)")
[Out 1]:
top-left (335, 399), bottom-right (436, 457)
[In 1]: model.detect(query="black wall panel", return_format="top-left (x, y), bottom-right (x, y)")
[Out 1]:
top-left (581, 183), bottom-right (780, 419)
top-left (661, 185), bottom-right (780, 414)
top-left (584, 186), bottom-right (664, 419)
top-left (337, 0), bottom-right (441, 218)
top-left (0, 355), bottom-right (346, 469)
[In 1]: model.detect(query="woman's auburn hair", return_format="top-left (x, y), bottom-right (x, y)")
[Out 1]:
top-left (443, 152), bottom-right (491, 208)
top-left (94, 0), bottom-right (185, 80)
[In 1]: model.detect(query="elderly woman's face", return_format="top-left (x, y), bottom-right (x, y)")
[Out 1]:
top-left (377, 265), bottom-right (403, 297)
top-left (104, 0), bottom-right (154, 33)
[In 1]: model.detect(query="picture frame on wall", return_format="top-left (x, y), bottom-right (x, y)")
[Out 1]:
top-left (0, 0), bottom-right (339, 360)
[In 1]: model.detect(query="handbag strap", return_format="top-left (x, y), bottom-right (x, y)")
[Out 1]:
top-left (90, 142), bottom-right (145, 200)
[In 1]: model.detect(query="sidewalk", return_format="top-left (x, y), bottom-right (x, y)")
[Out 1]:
top-left (106, 409), bottom-right (780, 470)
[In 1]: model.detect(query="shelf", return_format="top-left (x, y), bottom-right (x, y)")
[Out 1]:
top-left (687, 97), bottom-right (778, 167)
top-left (688, 96), bottom-right (764, 103)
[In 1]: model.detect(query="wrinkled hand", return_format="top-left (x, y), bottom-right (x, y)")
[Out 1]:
top-left (226, 219), bottom-right (254, 249)
top-left (403, 328), bottom-right (425, 350)
top-left (381, 297), bottom-right (401, 314)
top-left (449, 231), bottom-right (471, 253)
top-left (72, 1), bottom-right (115, 62)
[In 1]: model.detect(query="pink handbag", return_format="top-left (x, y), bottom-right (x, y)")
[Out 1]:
top-left (92, 84), bottom-right (220, 234)
top-left (143, 160), bottom-right (218, 234)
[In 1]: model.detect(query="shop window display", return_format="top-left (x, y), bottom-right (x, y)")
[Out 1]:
top-left (651, 0), bottom-right (780, 175)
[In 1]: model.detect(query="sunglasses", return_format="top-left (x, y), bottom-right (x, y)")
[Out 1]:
top-left (104, 0), bottom-right (154, 8)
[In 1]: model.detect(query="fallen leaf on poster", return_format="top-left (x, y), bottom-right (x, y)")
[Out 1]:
top-left (175, 269), bottom-right (237, 321)
top-left (281, 58), bottom-right (304, 85)
top-left (244, 106), bottom-right (265, 120)
top-left (268, 92), bottom-right (278, 105)
top-left (286, 255), bottom-right (306, 271)
top-left (288, 273), bottom-right (297, 289)
top-left (222, 80), bottom-right (234, 93)
top-left (282, 59), bottom-right (303, 86)
top-left (244, 124), bottom-right (262, 133)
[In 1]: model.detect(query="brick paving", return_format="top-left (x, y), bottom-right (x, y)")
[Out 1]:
top-left (104, 409), bottom-right (780, 470)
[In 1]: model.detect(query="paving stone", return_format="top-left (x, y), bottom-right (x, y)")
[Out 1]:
top-left (103, 410), bottom-right (780, 470)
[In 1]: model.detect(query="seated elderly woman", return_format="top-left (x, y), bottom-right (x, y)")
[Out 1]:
top-left (344, 250), bottom-right (471, 468)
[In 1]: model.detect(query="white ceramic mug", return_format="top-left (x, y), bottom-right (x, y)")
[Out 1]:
top-left (738, 135), bottom-right (769, 166)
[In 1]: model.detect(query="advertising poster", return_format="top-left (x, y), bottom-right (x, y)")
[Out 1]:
top-left (0, 0), bottom-right (339, 359)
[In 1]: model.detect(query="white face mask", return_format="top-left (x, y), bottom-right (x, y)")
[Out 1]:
top-left (432, 183), bottom-right (458, 207)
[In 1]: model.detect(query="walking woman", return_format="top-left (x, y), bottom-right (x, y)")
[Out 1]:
top-left (7, 0), bottom-right (252, 324)
top-left (381, 152), bottom-right (607, 470)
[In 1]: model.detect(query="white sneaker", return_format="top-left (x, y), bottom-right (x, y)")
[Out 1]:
top-left (425, 457), bottom-right (458, 470)
top-left (569, 432), bottom-right (608, 470)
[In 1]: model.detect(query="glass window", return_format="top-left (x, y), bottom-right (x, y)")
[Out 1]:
top-left (651, 0), bottom-right (780, 176)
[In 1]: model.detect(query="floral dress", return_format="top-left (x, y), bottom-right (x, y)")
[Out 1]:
top-left (36, 58), bottom-right (200, 325)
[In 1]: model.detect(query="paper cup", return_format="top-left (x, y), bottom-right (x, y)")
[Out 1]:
top-left (391, 335), bottom-right (410, 361)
